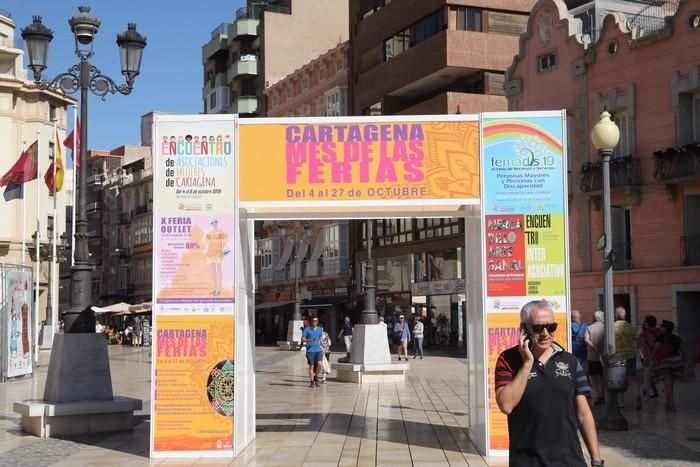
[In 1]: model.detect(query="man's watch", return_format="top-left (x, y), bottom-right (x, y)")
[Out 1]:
top-left (591, 460), bottom-right (604, 467)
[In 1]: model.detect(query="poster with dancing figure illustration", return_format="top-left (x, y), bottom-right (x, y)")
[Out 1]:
top-left (3, 267), bottom-right (33, 379)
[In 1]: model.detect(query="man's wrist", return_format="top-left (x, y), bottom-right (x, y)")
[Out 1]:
top-left (591, 459), bottom-right (604, 467)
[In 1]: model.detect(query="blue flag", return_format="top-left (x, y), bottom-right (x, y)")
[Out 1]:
top-left (3, 183), bottom-right (23, 201)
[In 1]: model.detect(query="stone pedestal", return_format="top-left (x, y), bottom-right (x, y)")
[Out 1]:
top-left (278, 320), bottom-right (304, 351)
top-left (333, 324), bottom-right (409, 383)
top-left (39, 325), bottom-right (54, 349)
top-left (13, 333), bottom-right (142, 438)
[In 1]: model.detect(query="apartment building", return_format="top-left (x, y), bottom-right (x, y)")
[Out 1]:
top-left (506, 0), bottom-right (700, 353)
top-left (349, 0), bottom-right (535, 116)
top-left (202, 0), bottom-right (348, 116)
top-left (266, 41), bottom-right (348, 117)
top-left (0, 9), bottom-right (74, 326)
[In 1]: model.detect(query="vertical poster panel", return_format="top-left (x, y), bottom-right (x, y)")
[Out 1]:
top-left (480, 112), bottom-right (571, 456)
top-left (153, 314), bottom-right (234, 452)
top-left (151, 116), bottom-right (237, 458)
top-left (4, 268), bottom-right (33, 379)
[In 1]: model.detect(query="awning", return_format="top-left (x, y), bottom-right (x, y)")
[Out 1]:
top-left (91, 301), bottom-right (132, 314)
top-left (300, 296), bottom-right (348, 309)
top-left (255, 300), bottom-right (296, 310)
top-left (306, 235), bottom-right (325, 277)
top-left (274, 238), bottom-right (294, 270)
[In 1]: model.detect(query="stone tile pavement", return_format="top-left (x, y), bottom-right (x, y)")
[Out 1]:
top-left (0, 345), bottom-right (698, 466)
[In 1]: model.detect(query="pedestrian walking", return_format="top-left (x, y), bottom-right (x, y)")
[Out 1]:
top-left (637, 315), bottom-right (660, 399)
top-left (614, 306), bottom-right (641, 410)
top-left (585, 311), bottom-right (605, 405)
top-left (495, 300), bottom-right (603, 467)
top-left (320, 324), bottom-right (331, 384)
top-left (412, 316), bottom-right (424, 359)
top-left (338, 316), bottom-right (353, 358)
top-left (393, 314), bottom-right (411, 361)
top-left (651, 320), bottom-right (684, 411)
top-left (571, 310), bottom-right (588, 368)
top-left (303, 316), bottom-right (324, 388)
top-left (132, 317), bottom-right (143, 347)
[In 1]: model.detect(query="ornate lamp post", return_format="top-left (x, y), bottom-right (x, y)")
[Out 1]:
top-left (591, 110), bottom-right (628, 430)
top-left (22, 6), bottom-right (146, 333)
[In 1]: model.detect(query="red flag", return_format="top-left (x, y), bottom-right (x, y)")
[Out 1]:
top-left (44, 129), bottom-right (65, 193)
top-left (0, 140), bottom-right (39, 187)
top-left (63, 119), bottom-right (81, 168)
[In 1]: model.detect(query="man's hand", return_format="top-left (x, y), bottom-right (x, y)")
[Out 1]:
top-left (519, 331), bottom-right (534, 365)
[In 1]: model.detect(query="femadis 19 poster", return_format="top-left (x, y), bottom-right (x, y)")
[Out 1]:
top-left (481, 112), bottom-right (571, 455)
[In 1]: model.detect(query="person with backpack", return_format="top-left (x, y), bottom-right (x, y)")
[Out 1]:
top-left (570, 310), bottom-right (588, 366)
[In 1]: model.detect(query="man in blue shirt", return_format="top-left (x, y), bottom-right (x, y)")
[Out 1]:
top-left (303, 316), bottom-right (324, 388)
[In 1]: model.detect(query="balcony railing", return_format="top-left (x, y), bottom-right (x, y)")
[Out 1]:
top-left (87, 202), bottom-right (102, 214)
top-left (120, 212), bottom-right (132, 224)
top-left (653, 142), bottom-right (700, 183)
top-left (580, 155), bottom-right (642, 194)
top-left (87, 174), bottom-right (103, 187)
top-left (681, 234), bottom-right (700, 266)
top-left (134, 204), bottom-right (149, 216)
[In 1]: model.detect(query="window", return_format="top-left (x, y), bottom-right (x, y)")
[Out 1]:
top-left (321, 223), bottom-right (349, 276)
top-left (612, 111), bottom-right (631, 157)
top-left (302, 78), bottom-right (309, 90)
top-left (336, 60), bottom-right (344, 71)
top-left (456, 7), bottom-right (483, 32)
top-left (47, 215), bottom-right (54, 237)
top-left (319, 67), bottom-right (326, 80)
top-left (384, 28), bottom-right (410, 60)
top-left (49, 104), bottom-right (57, 121)
top-left (287, 87), bottom-right (293, 98)
top-left (537, 52), bottom-right (557, 72)
top-left (611, 207), bottom-right (632, 270)
top-left (413, 11), bottom-right (444, 45)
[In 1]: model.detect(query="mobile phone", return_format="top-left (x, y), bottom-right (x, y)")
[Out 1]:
top-left (520, 324), bottom-right (534, 351)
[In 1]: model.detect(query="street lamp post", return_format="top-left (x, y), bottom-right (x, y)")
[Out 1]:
top-left (591, 110), bottom-right (628, 430)
top-left (361, 219), bottom-right (378, 325)
top-left (22, 6), bottom-right (146, 333)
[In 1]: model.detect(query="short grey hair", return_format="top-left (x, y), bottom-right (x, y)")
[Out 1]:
top-left (614, 306), bottom-right (626, 320)
top-left (594, 310), bottom-right (604, 323)
top-left (520, 300), bottom-right (553, 324)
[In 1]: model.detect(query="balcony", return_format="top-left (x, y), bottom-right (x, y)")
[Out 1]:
top-left (229, 15), bottom-right (259, 39)
top-left (203, 72), bottom-right (228, 99)
top-left (120, 212), bottom-right (132, 224)
top-left (233, 95), bottom-right (259, 115)
top-left (87, 174), bottom-right (103, 188)
top-left (133, 204), bottom-right (150, 216)
top-left (580, 155), bottom-right (642, 194)
top-left (396, 91), bottom-right (506, 115)
top-left (229, 56), bottom-right (258, 81)
top-left (653, 142), bottom-right (700, 185)
top-left (681, 235), bottom-right (700, 266)
top-left (87, 202), bottom-right (102, 215)
top-left (202, 26), bottom-right (228, 61)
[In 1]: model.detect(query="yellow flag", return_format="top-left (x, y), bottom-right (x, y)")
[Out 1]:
top-left (44, 129), bottom-right (64, 192)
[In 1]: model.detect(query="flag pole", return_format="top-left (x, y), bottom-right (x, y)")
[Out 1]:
top-left (34, 128), bottom-right (41, 367)
top-left (71, 104), bottom-right (77, 267)
top-left (21, 140), bottom-right (27, 266)
top-left (52, 119), bottom-right (58, 332)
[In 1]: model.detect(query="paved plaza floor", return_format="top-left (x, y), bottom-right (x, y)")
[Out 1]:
top-left (0, 345), bottom-right (698, 466)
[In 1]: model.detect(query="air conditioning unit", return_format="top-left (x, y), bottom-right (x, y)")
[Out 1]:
top-left (207, 86), bottom-right (231, 114)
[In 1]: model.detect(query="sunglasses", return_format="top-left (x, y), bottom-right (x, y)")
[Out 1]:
top-left (530, 323), bottom-right (558, 333)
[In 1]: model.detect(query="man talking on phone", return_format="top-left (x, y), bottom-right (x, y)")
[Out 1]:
top-left (303, 316), bottom-right (324, 388)
top-left (494, 300), bottom-right (603, 467)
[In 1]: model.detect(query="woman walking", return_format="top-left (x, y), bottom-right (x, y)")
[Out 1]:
top-left (651, 320), bottom-right (684, 412)
top-left (412, 316), bottom-right (424, 359)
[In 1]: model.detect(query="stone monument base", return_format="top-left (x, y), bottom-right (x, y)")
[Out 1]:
top-left (333, 324), bottom-right (409, 383)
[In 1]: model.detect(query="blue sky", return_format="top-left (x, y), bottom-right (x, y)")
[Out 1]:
top-left (7, 1), bottom-right (245, 157)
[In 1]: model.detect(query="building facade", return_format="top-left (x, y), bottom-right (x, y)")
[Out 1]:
top-left (349, 0), bottom-right (535, 116)
top-left (0, 9), bottom-right (74, 327)
top-left (265, 41), bottom-right (348, 118)
top-left (202, 0), bottom-right (348, 116)
top-left (506, 0), bottom-right (700, 353)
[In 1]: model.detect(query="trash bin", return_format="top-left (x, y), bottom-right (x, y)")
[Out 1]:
top-left (606, 353), bottom-right (628, 392)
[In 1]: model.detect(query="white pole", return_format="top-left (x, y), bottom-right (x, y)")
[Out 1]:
top-left (21, 140), bottom-right (27, 266)
top-left (34, 128), bottom-right (41, 367)
top-left (52, 119), bottom-right (58, 330)
top-left (71, 104), bottom-right (77, 266)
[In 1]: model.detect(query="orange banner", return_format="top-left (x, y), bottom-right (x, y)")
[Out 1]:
top-left (239, 120), bottom-right (480, 204)
top-left (153, 314), bottom-right (234, 452)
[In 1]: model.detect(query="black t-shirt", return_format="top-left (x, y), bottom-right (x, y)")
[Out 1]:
top-left (342, 322), bottom-right (353, 336)
top-left (495, 345), bottom-right (590, 467)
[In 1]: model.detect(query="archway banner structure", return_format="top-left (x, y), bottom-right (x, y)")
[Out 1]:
top-left (149, 111), bottom-right (571, 459)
